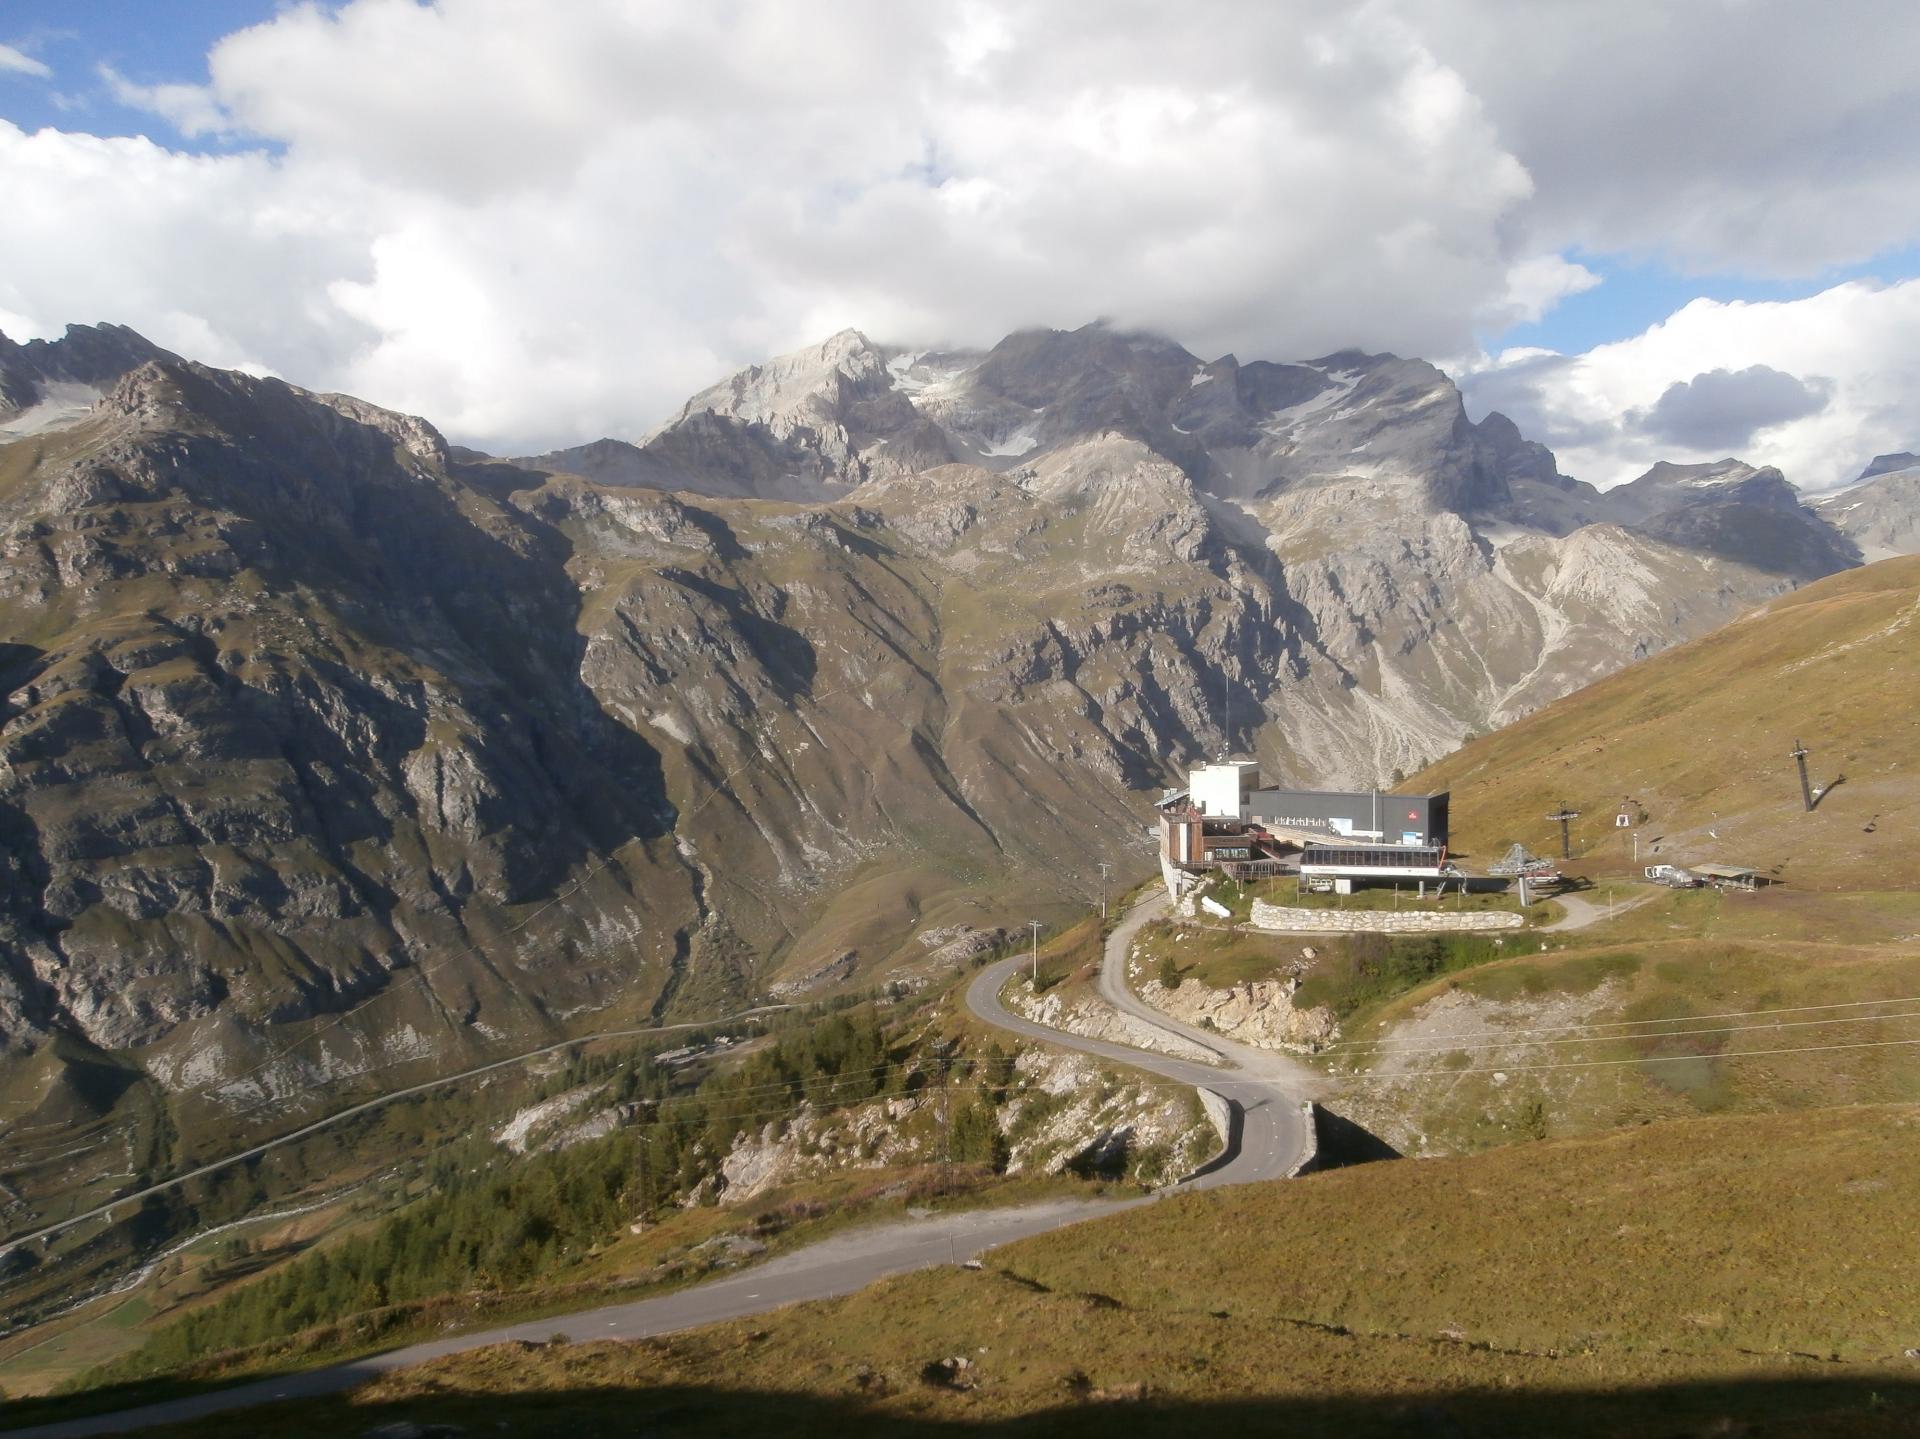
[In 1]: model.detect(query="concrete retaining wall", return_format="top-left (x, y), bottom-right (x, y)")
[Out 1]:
top-left (1196, 1087), bottom-right (1232, 1147)
top-left (1248, 900), bottom-right (1525, 934)
top-left (1286, 1099), bottom-right (1319, 1177)
top-left (1159, 854), bottom-right (1199, 908)
top-left (1166, 1086), bottom-right (1235, 1188)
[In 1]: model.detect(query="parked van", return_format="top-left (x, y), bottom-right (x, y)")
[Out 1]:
top-left (1644, 864), bottom-right (1701, 888)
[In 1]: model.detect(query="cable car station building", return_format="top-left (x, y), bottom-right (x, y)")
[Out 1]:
top-left (1158, 759), bottom-right (1455, 895)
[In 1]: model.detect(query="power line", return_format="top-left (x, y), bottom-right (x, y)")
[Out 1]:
top-left (0, 1077), bottom-right (1075, 1265)
top-left (0, 1010), bottom-right (780, 1253)
top-left (1326, 991), bottom-right (1920, 1052)
top-left (1329, 1006), bottom-right (1920, 1058)
top-left (1, 1023), bottom-right (1068, 1253)
top-left (1340, 1033), bottom-right (1920, 1081)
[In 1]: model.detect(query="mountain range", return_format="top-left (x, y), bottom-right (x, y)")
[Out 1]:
top-left (2, 319), bottom-right (1915, 1223)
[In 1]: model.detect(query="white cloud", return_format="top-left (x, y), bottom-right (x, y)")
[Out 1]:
top-left (1, 0), bottom-right (1918, 461)
top-left (100, 64), bottom-right (230, 138)
top-left (0, 123), bottom-right (365, 378)
top-left (0, 2), bottom-right (1545, 449)
top-left (0, 42), bottom-right (50, 79)
top-left (1484, 254), bottom-right (1602, 330)
top-left (1462, 281), bottom-right (1920, 493)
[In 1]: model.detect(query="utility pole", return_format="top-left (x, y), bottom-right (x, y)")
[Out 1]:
top-left (1546, 802), bottom-right (1580, 861)
top-left (935, 1042), bottom-right (953, 1174)
top-left (634, 1129), bottom-right (650, 1231)
top-left (1028, 919), bottom-right (1043, 982)
top-left (1098, 862), bottom-right (1112, 921)
top-left (1791, 739), bottom-right (1814, 812)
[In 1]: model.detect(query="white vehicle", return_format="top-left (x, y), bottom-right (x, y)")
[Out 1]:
top-left (1644, 864), bottom-right (1701, 888)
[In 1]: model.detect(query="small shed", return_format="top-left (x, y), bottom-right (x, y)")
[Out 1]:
top-left (1694, 863), bottom-right (1764, 892)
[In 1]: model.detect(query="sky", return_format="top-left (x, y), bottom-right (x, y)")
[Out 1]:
top-left (2, 1), bottom-right (1918, 491)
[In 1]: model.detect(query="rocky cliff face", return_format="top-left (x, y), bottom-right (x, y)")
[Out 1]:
top-left (0, 319), bottom-right (1862, 1232)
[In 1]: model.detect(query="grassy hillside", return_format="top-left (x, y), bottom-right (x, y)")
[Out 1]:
top-left (1322, 884), bottom-right (1920, 1153)
top-left (133, 1103), bottom-right (1920, 1437)
top-left (1419, 554), bottom-right (1920, 887)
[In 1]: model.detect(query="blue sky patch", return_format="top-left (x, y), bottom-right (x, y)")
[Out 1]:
top-left (1, 0), bottom-right (278, 148)
top-left (1488, 246), bottom-right (1920, 357)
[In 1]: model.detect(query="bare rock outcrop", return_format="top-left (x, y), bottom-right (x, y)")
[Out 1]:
top-left (1137, 975), bottom-right (1339, 1054)
top-left (1007, 983), bottom-right (1217, 1064)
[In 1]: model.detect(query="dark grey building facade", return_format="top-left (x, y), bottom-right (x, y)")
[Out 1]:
top-left (1244, 788), bottom-right (1449, 847)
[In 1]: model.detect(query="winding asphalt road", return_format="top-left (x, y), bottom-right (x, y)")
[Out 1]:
top-left (12, 889), bottom-right (1308, 1438)
top-left (965, 888), bottom-right (1316, 1188)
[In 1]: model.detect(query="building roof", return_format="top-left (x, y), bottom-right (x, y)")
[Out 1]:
top-left (1693, 863), bottom-right (1760, 880)
top-left (1248, 787), bottom-right (1448, 803)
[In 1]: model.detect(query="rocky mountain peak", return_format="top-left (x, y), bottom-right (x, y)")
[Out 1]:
top-left (970, 322), bottom-right (1198, 409)
top-left (94, 358), bottom-right (448, 468)
top-left (1601, 457), bottom-right (1855, 578)
top-left (670, 326), bottom-right (892, 435)
top-left (0, 322), bottom-right (181, 433)
top-left (310, 389), bottom-right (451, 466)
top-left (515, 323), bottom-right (1880, 580)
top-left (1628, 456), bottom-right (1771, 487)
top-left (9, 322), bottom-right (177, 386)
top-left (1606, 458), bottom-right (1800, 519)
top-left (1859, 451), bottom-right (1919, 480)
top-left (1815, 454), bottom-right (1920, 561)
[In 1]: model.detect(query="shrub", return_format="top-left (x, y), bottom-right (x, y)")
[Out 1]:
top-left (951, 1100), bottom-right (1010, 1173)
top-left (1519, 1099), bottom-right (1550, 1141)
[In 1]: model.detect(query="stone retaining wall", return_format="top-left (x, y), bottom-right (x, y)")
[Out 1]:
top-left (1248, 900), bottom-right (1526, 933)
